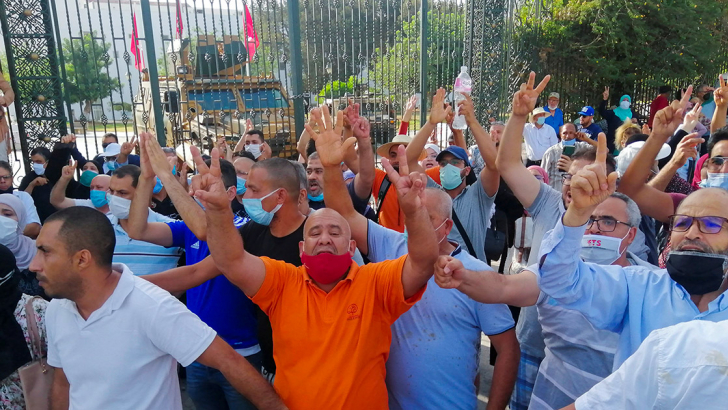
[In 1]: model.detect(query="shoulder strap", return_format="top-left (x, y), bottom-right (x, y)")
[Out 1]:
top-left (519, 216), bottom-right (527, 249)
top-left (451, 209), bottom-right (476, 257)
top-left (24, 297), bottom-right (44, 360)
top-left (376, 176), bottom-right (392, 219)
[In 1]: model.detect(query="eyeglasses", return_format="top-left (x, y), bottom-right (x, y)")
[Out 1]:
top-left (587, 216), bottom-right (631, 232)
top-left (561, 174), bottom-right (573, 184)
top-left (669, 214), bottom-right (728, 234)
top-left (104, 156), bottom-right (117, 162)
top-left (0, 175), bottom-right (11, 182)
top-left (708, 156), bottom-right (728, 169)
top-left (533, 175), bottom-right (544, 181)
top-left (438, 158), bottom-right (464, 167)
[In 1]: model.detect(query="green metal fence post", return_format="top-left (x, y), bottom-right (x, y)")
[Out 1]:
top-left (419, 0), bottom-right (429, 118)
top-left (287, 0), bottom-right (305, 140)
top-left (139, 0), bottom-right (167, 146)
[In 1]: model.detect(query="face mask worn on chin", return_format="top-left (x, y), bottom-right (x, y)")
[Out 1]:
top-left (440, 164), bottom-right (465, 190)
top-left (108, 194), bottom-right (132, 219)
top-left (106, 162), bottom-right (119, 172)
top-left (666, 251), bottom-right (728, 295)
top-left (704, 172), bottom-right (728, 190)
top-left (242, 188), bottom-right (282, 226)
top-left (152, 178), bottom-right (163, 195)
top-left (548, 104), bottom-right (558, 111)
top-left (236, 177), bottom-right (247, 195)
top-left (89, 190), bottom-right (109, 208)
top-left (562, 138), bottom-right (576, 146)
top-left (403, 219), bottom-right (449, 243)
top-left (536, 116), bottom-right (547, 125)
top-left (301, 251), bottom-right (353, 285)
top-left (32, 163), bottom-right (46, 176)
top-left (0, 186), bottom-right (13, 195)
top-left (0, 215), bottom-right (19, 246)
top-left (245, 144), bottom-right (262, 159)
top-left (308, 192), bottom-right (324, 202)
top-left (580, 231), bottom-right (629, 265)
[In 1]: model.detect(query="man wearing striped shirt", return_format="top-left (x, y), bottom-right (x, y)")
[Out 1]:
top-left (107, 164), bottom-right (182, 275)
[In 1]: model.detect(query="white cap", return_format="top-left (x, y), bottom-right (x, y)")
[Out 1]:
top-left (424, 144), bottom-right (441, 155)
top-left (99, 143), bottom-right (121, 157)
top-left (617, 141), bottom-right (671, 176)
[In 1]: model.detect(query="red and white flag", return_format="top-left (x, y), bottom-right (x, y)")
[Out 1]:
top-left (131, 13), bottom-right (145, 71)
top-left (243, 4), bottom-right (259, 62)
top-left (176, 0), bottom-right (184, 38)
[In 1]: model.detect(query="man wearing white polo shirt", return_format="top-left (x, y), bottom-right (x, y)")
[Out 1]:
top-left (29, 206), bottom-right (285, 410)
top-left (523, 107), bottom-right (558, 166)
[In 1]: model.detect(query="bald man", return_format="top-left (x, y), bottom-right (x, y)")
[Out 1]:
top-left (191, 140), bottom-right (439, 409)
top-left (530, 134), bottom-right (728, 377)
top-left (51, 168), bottom-right (112, 217)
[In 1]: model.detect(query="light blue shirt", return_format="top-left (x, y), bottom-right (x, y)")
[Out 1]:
top-left (366, 220), bottom-right (515, 410)
top-left (110, 210), bottom-right (182, 276)
top-left (536, 217), bottom-right (728, 369)
top-left (575, 319), bottom-right (728, 409)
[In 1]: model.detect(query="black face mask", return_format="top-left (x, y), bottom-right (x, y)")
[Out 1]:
top-left (102, 143), bottom-right (110, 150)
top-left (703, 92), bottom-right (712, 102)
top-left (666, 251), bottom-right (728, 295)
top-left (0, 187), bottom-right (13, 195)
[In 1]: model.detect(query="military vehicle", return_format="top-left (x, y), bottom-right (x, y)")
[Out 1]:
top-left (134, 35), bottom-right (297, 159)
top-left (329, 95), bottom-right (398, 146)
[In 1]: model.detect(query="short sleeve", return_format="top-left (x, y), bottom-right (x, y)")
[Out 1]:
top-left (473, 302), bottom-right (515, 336)
top-left (575, 328), bottom-right (662, 409)
top-left (73, 199), bottom-right (95, 208)
top-left (369, 255), bottom-right (425, 322)
top-left (17, 192), bottom-right (41, 225)
top-left (45, 300), bottom-right (61, 368)
top-left (149, 209), bottom-right (174, 223)
top-left (526, 182), bottom-right (562, 221)
top-left (366, 219), bottom-right (407, 262)
top-left (148, 294), bottom-right (217, 367)
top-left (346, 180), bottom-right (371, 216)
top-left (251, 257), bottom-right (299, 316)
top-left (166, 220), bottom-right (189, 248)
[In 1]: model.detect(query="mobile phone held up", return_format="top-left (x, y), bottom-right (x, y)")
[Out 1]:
top-left (562, 145), bottom-right (576, 157)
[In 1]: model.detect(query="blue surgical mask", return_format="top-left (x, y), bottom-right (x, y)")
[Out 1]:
top-left (562, 138), bottom-right (576, 146)
top-left (308, 192), bottom-right (324, 202)
top-left (106, 162), bottom-right (119, 172)
top-left (536, 116), bottom-right (547, 125)
top-left (89, 190), bottom-right (109, 208)
top-left (32, 163), bottom-right (46, 176)
top-left (705, 172), bottom-right (728, 190)
top-left (440, 164), bottom-right (464, 190)
top-left (242, 188), bottom-right (283, 226)
top-left (152, 178), bottom-right (163, 194)
top-left (619, 100), bottom-right (631, 110)
top-left (236, 177), bottom-right (247, 195)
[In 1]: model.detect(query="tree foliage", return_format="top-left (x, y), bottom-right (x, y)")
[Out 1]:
top-left (317, 76), bottom-right (356, 103)
top-left (62, 33), bottom-right (121, 114)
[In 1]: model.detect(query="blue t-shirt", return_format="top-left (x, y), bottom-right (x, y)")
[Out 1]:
top-left (543, 106), bottom-right (564, 132)
top-left (166, 216), bottom-right (258, 350)
top-left (577, 122), bottom-right (604, 141)
top-left (366, 220), bottom-right (515, 410)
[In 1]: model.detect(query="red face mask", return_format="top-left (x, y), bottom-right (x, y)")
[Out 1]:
top-left (301, 251), bottom-right (353, 285)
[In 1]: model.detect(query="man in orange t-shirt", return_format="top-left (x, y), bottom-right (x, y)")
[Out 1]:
top-left (195, 109), bottom-right (440, 409)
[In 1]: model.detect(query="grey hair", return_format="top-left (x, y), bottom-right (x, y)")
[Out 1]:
top-left (610, 192), bottom-right (641, 228)
top-left (490, 121), bottom-right (505, 128)
top-left (308, 151), bottom-right (320, 162)
top-left (425, 187), bottom-right (453, 219)
top-left (288, 160), bottom-right (308, 192)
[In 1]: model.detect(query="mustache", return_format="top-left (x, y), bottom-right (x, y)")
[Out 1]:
top-left (675, 239), bottom-right (713, 253)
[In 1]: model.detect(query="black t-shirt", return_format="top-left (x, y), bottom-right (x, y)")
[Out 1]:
top-left (309, 199), bottom-right (326, 210)
top-left (151, 195), bottom-right (180, 219)
top-left (239, 219), bottom-right (306, 374)
top-left (231, 198), bottom-right (249, 220)
top-left (18, 173), bottom-right (56, 223)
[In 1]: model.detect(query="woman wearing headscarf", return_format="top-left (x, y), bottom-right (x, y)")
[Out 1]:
top-left (0, 244), bottom-right (49, 409)
top-left (0, 194), bottom-right (44, 298)
top-left (599, 86), bottom-right (636, 154)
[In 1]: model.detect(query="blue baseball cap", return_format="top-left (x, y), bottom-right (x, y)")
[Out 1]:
top-left (436, 146), bottom-right (471, 167)
top-left (578, 106), bottom-right (595, 116)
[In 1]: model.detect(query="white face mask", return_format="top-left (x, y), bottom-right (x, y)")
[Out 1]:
top-left (245, 144), bottom-right (262, 159)
top-left (580, 231), bottom-right (629, 265)
top-left (548, 104), bottom-right (558, 110)
top-left (619, 100), bottom-right (631, 110)
top-left (108, 194), bottom-right (132, 219)
top-left (0, 215), bottom-right (19, 246)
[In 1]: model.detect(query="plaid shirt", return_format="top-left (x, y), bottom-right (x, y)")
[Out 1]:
top-left (541, 141), bottom-right (591, 192)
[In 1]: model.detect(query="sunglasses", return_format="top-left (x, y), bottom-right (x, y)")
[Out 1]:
top-left (708, 156), bottom-right (728, 169)
top-left (669, 214), bottom-right (728, 234)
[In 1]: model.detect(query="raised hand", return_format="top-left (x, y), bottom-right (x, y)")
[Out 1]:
top-left (652, 85), bottom-right (692, 141)
top-left (138, 132), bottom-right (157, 179)
top-left (0, 117), bottom-right (8, 144)
top-left (142, 132), bottom-right (174, 179)
top-left (682, 103), bottom-right (702, 132)
top-left (305, 104), bottom-right (356, 168)
top-left (670, 132), bottom-right (703, 168)
top-left (569, 134), bottom-right (618, 211)
top-left (120, 136), bottom-right (137, 156)
top-left (642, 123), bottom-right (651, 135)
top-left (245, 118), bottom-right (254, 132)
top-left (190, 147), bottom-right (229, 211)
top-left (714, 75), bottom-right (728, 108)
top-left (381, 144), bottom-right (427, 216)
top-left (403, 95), bottom-right (418, 122)
top-left (428, 88), bottom-right (453, 125)
top-left (434, 255), bottom-right (467, 289)
top-left (458, 94), bottom-right (477, 126)
top-left (603, 86), bottom-right (610, 101)
top-left (60, 160), bottom-right (77, 180)
top-left (512, 72), bottom-right (551, 117)
top-left (61, 134), bottom-right (77, 145)
top-left (351, 117), bottom-right (371, 140)
top-left (343, 101), bottom-right (360, 131)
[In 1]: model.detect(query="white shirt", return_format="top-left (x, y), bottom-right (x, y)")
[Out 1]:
top-left (523, 123), bottom-right (558, 161)
top-left (46, 263), bottom-right (217, 410)
top-left (74, 198), bottom-right (113, 218)
top-left (13, 190), bottom-right (41, 226)
top-left (575, 319), bottom-right (728, 409)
